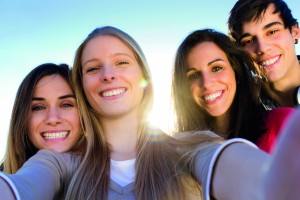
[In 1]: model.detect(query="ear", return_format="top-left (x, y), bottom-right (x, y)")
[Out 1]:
top-left (291, 23), bottom-right (300, 43)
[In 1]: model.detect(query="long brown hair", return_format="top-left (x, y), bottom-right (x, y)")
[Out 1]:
top-left (1, 63), bottom-right (86, 173)
top-left (172, 29), bottom-right (265, 140)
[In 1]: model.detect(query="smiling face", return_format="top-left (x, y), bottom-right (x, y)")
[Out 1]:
top-left (81, 35), bottom-right (145, 119)
top-left (240, 3), bottom-right (300, 83)
top-left (186, 42), bottom-right (237, 120)
top-left (28, 74), bottom-right (81, 152)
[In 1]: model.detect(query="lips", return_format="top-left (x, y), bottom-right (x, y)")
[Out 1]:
top-left (42, 131), bottom-right (69, 139)
top-left (258, 55), bottom-right (280, 70)
top-left (100, 88), bottom-right (126, 97)
top-left (202, 90), bottom-right (223, 102)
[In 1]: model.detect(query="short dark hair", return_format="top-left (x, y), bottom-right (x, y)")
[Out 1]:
top-left (228, 0), bottom-right (298, 43)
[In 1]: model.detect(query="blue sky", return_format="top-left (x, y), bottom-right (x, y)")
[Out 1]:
top-left (0, 0), bottom-right (299, 159)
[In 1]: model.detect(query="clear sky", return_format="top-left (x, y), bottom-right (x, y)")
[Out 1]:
top-left (0, 0), bottom-right (299, 159)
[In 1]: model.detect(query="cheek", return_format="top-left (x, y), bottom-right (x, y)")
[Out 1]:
top-left (82, 76), bottom-right (92, 93)
top-left (27, 115), bottom-right (40, 146)
top-left (131, 69), bottom-right (144, 84)
top-left (242, 46), bottom-right (257, 57)
top-left (27, 113), bottom-right (39, 134)
top-left (131, 72), bottom-right (146, 95)
top-left (229, 75), bottom-right (237, 98)
top-left (190, 82), bottom-right (199, 94)
top-left (82, 77), bottom-right (96, 101)
top-left (70, 110), bottom-right (82, 135)
top-left (190, 83), bottom-right (201, 103)
top-left (82, 73), bottom-right (101, 90)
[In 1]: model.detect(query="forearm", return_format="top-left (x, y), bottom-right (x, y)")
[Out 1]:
top-left (212, 143), bottom-right (267, 200)
top-left (262, 108), bottom-right (300, 199)
top-left (0, 176), bottom-right (16, 200)
top-left (194, 138), bottom-right (266, 200)
top-left (0, 150), bottom-right (79, 200)
top-left (210, 108), bottom-right (300, 200)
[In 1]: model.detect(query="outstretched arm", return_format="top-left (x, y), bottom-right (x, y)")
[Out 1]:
top-left (262, 107), bottom-right (300, 199)
top-left (211, 142), bottom-right (267, 200)
top-left (0, 150), bottom-right (80, 200)
top-left (0, 177), bottom-right (15, 200)
top-left (205, 108), bottom-right (300, 200)
top-left (194, 137), bottom-right (267, 200)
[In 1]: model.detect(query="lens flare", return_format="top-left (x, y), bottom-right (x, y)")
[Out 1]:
top-left (140, 78), bottom-right (148, 88)
top-left (147, 128), bottom-right (166, 142)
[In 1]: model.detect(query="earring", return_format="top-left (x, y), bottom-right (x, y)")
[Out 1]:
top-left (295, 38), bottom-right (298, 44)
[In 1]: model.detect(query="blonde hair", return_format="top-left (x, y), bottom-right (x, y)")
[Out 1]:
top-left (67, 26), bottom-right (215, 200)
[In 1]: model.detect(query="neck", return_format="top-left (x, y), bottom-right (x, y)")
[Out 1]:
top-left (213, 113), bottom-right (230, 138)
top-left (101, 111), bottom-right (140, 161)
top-left (265, 60), bottom-right (300, 107)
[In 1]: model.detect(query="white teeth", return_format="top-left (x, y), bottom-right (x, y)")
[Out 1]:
top-left (42, 131), bottom-right (68, 139)
top-left (259, 56), bottom-right (279, 67)
top-left (102, 88), bottom-right (125, 97)
top-left (203, 91), bottom-right (222, 101)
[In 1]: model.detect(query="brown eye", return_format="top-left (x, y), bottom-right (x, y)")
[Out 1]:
top-left (86, 67), bottom-right (101, 73)
top-left (118, 61), bottom-right (129, 65)
top-left (268, 30), bottom-right (278, 35)
top-left (212, 66), bottom-right (222, 72)
top-left (61, 103), bottom-right (73, 108)
top-left (188, 72), bottom-right (200, 80)
top-left (241, 38), bottom-right (254, 47)
top-left (32, 105), bottom-right (45, 111)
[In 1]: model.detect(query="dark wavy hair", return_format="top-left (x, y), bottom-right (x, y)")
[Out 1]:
top-left (172, 29), bottom-right (265, 140)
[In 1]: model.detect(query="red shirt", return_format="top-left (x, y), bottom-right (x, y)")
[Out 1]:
top-left (256, 107), bottom-right (295, 153)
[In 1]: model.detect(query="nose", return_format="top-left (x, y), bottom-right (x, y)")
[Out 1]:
top-left (255, 37), bottom-right (271, 55)
top-left (46, 108), bottom-right (62, 126)
top-left (200, 72), bottom-right (214, 89)
top-left (101, 66), bottom-right (116, 83)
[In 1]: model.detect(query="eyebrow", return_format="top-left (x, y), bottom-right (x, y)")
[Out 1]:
top-left (32, 94), bottom-right (75, 101)
top-left (263, 21), bottom-right (283, 29)
top-left (114, 52), bottom-right (134, 59)
top-left (82, 58), bottom-right (98, 68)
top-left (186, 58), bottom-right (224, 73)
top-left (239, 21), bottom-right (284, 41)
top-left (208, 58), bottom-right (223, 65)
top-left (82, 53), bottom-right (134, 67)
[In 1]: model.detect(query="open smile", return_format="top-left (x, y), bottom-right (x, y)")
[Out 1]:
top-left (202, 90), bottom-right (223, 102)
top-left (258, 55), bottom-right (280, 70)
top-left (41, 131), bottom-right (69, 139)
top-left (100, 88), bottom-right (126, 97)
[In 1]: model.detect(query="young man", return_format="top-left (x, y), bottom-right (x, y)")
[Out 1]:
top-left (228, 0), bottom-right (300, 109)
